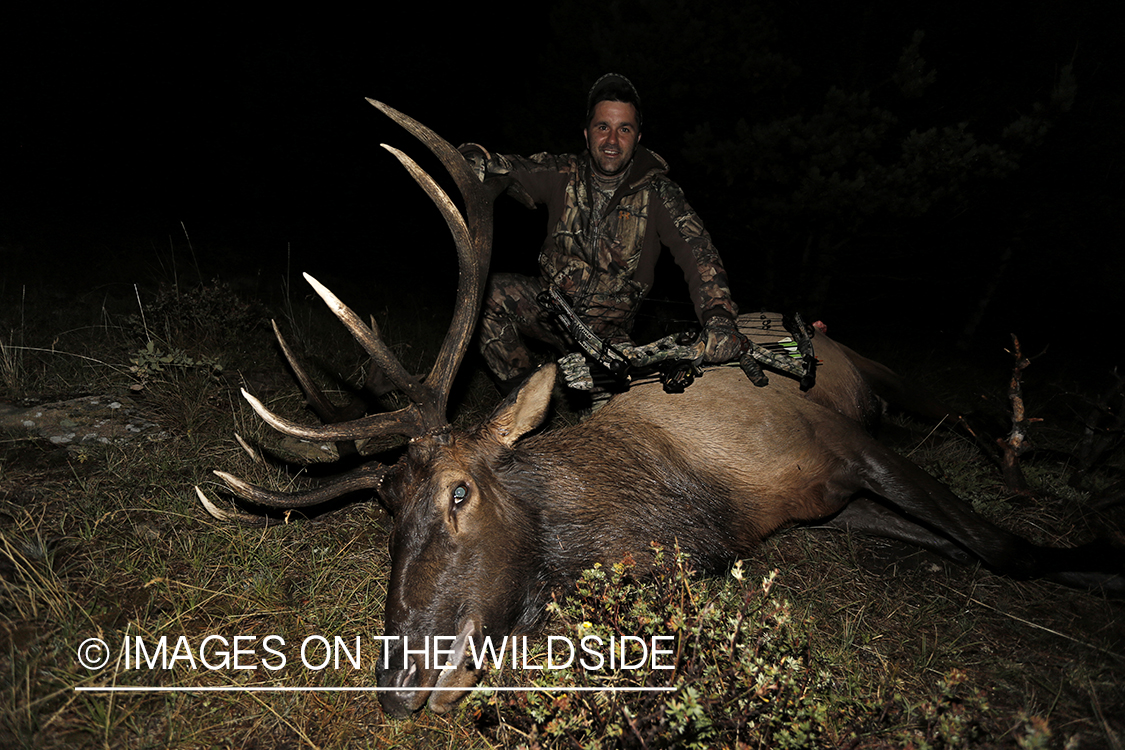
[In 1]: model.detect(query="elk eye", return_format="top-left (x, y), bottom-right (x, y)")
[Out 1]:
top-left (452, 484), bottom-right (468, 507)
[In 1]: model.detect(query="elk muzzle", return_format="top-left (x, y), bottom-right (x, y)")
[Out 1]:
top-left (376, 618), bottom-right (480, 716)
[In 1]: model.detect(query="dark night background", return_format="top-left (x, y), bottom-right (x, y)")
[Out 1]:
top-left (3, 1), bottom-right (1122, 371)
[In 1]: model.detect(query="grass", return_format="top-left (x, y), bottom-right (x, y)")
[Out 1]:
top-left (1, 241), bottom-right (1123, 748)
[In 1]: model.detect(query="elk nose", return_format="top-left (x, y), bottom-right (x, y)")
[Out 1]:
top-left (376, 642), bottom-right (426, 717)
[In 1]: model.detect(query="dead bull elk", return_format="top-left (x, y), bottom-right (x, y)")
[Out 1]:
top-left (197, 100), bottom-right (1124, 717)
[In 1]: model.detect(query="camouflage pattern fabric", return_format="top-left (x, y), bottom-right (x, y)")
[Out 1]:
top-left (478, 273), bottom-right (639, 382)
top-left (464, 143), bottom-right (739, 382)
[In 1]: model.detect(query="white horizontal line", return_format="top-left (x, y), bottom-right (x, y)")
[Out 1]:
top-left (76, 686), bottom-right (676, 693)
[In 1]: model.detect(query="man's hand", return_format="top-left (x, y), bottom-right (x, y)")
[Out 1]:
top-left (457, 143), bottom-right (491, 182)
top-left (702, 315), bottom-right (743, 364)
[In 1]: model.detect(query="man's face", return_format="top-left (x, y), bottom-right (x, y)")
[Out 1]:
top-left (584, 100), bottom-right (641, 178)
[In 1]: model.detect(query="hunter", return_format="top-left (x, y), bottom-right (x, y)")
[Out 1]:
top-left (461, 73), bottom-right (742, 392)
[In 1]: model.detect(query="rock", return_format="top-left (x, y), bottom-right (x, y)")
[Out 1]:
top-left (0, 394), bottom-right (168, 447)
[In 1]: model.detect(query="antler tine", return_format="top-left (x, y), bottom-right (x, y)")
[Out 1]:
top-left (213, 465), bottom-right (387, 508)
top-left (272, 303), bottom-right (428, 438)
top-left (301, 273), bottom-right (433, 418)
top-left (365, 98), bottom-right (482, 204)
top-left (271, 319), bottom-right (345, 425)
top-left (196, 486), bottom-right (274, 526)
top-left (195, 459), bottom-right (389, 525)
top-left (368, 98), bottom-right (493, 421)
top-left (240, 387), bottom-right (426, 442)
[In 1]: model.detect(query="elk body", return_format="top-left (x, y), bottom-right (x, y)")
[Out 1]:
top-left (199, 101), bottom-right (1123, 717)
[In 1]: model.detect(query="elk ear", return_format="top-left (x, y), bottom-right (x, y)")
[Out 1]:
top-left (485, 364), bottom-right (557, 448)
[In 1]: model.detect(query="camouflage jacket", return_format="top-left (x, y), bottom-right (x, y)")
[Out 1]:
top-left (467, 144), bottom-right (738, 335)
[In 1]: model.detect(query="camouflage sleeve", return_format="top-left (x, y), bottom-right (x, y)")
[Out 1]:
top-left (651, 178), bottom-right (739, 323)
top-left (458, 145), bottom-right (573, 210)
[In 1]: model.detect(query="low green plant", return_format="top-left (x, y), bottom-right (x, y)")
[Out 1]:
top-left (470, 548), bottom-right (831, 749)
top-left (127, 339), bottom-right (223, 386)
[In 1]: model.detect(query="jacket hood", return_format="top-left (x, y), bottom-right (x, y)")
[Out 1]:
top-left (625, 146), bottom-right (669, 188)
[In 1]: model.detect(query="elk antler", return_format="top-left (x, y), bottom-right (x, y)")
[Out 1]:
top-left (197, 100), bottom-right (496, 522)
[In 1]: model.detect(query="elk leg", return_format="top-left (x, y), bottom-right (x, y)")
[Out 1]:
top-left (849, 439), bottom-right (1124, 589)
top-left (846, 439), bottom-right (1039, 575)
top-left (819, 497), bottom-right (975, 564)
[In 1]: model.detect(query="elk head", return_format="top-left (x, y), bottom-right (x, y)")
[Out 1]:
top-left (196, 99), bottom-right (514, 715)
top-left (373, 364), bottom-right (557, 714)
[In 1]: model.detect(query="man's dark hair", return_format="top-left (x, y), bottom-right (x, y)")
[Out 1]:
top-left (585, 73), bottom-right (643, 131)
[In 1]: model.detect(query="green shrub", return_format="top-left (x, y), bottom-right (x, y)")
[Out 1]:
top-left (469, 547), bottom-right (830, 749)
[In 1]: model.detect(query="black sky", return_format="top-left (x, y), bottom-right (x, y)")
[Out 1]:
top-left (4, 9), bottom-right (529, 247)
top-left (3, 2), bottom-right (1122, 354)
